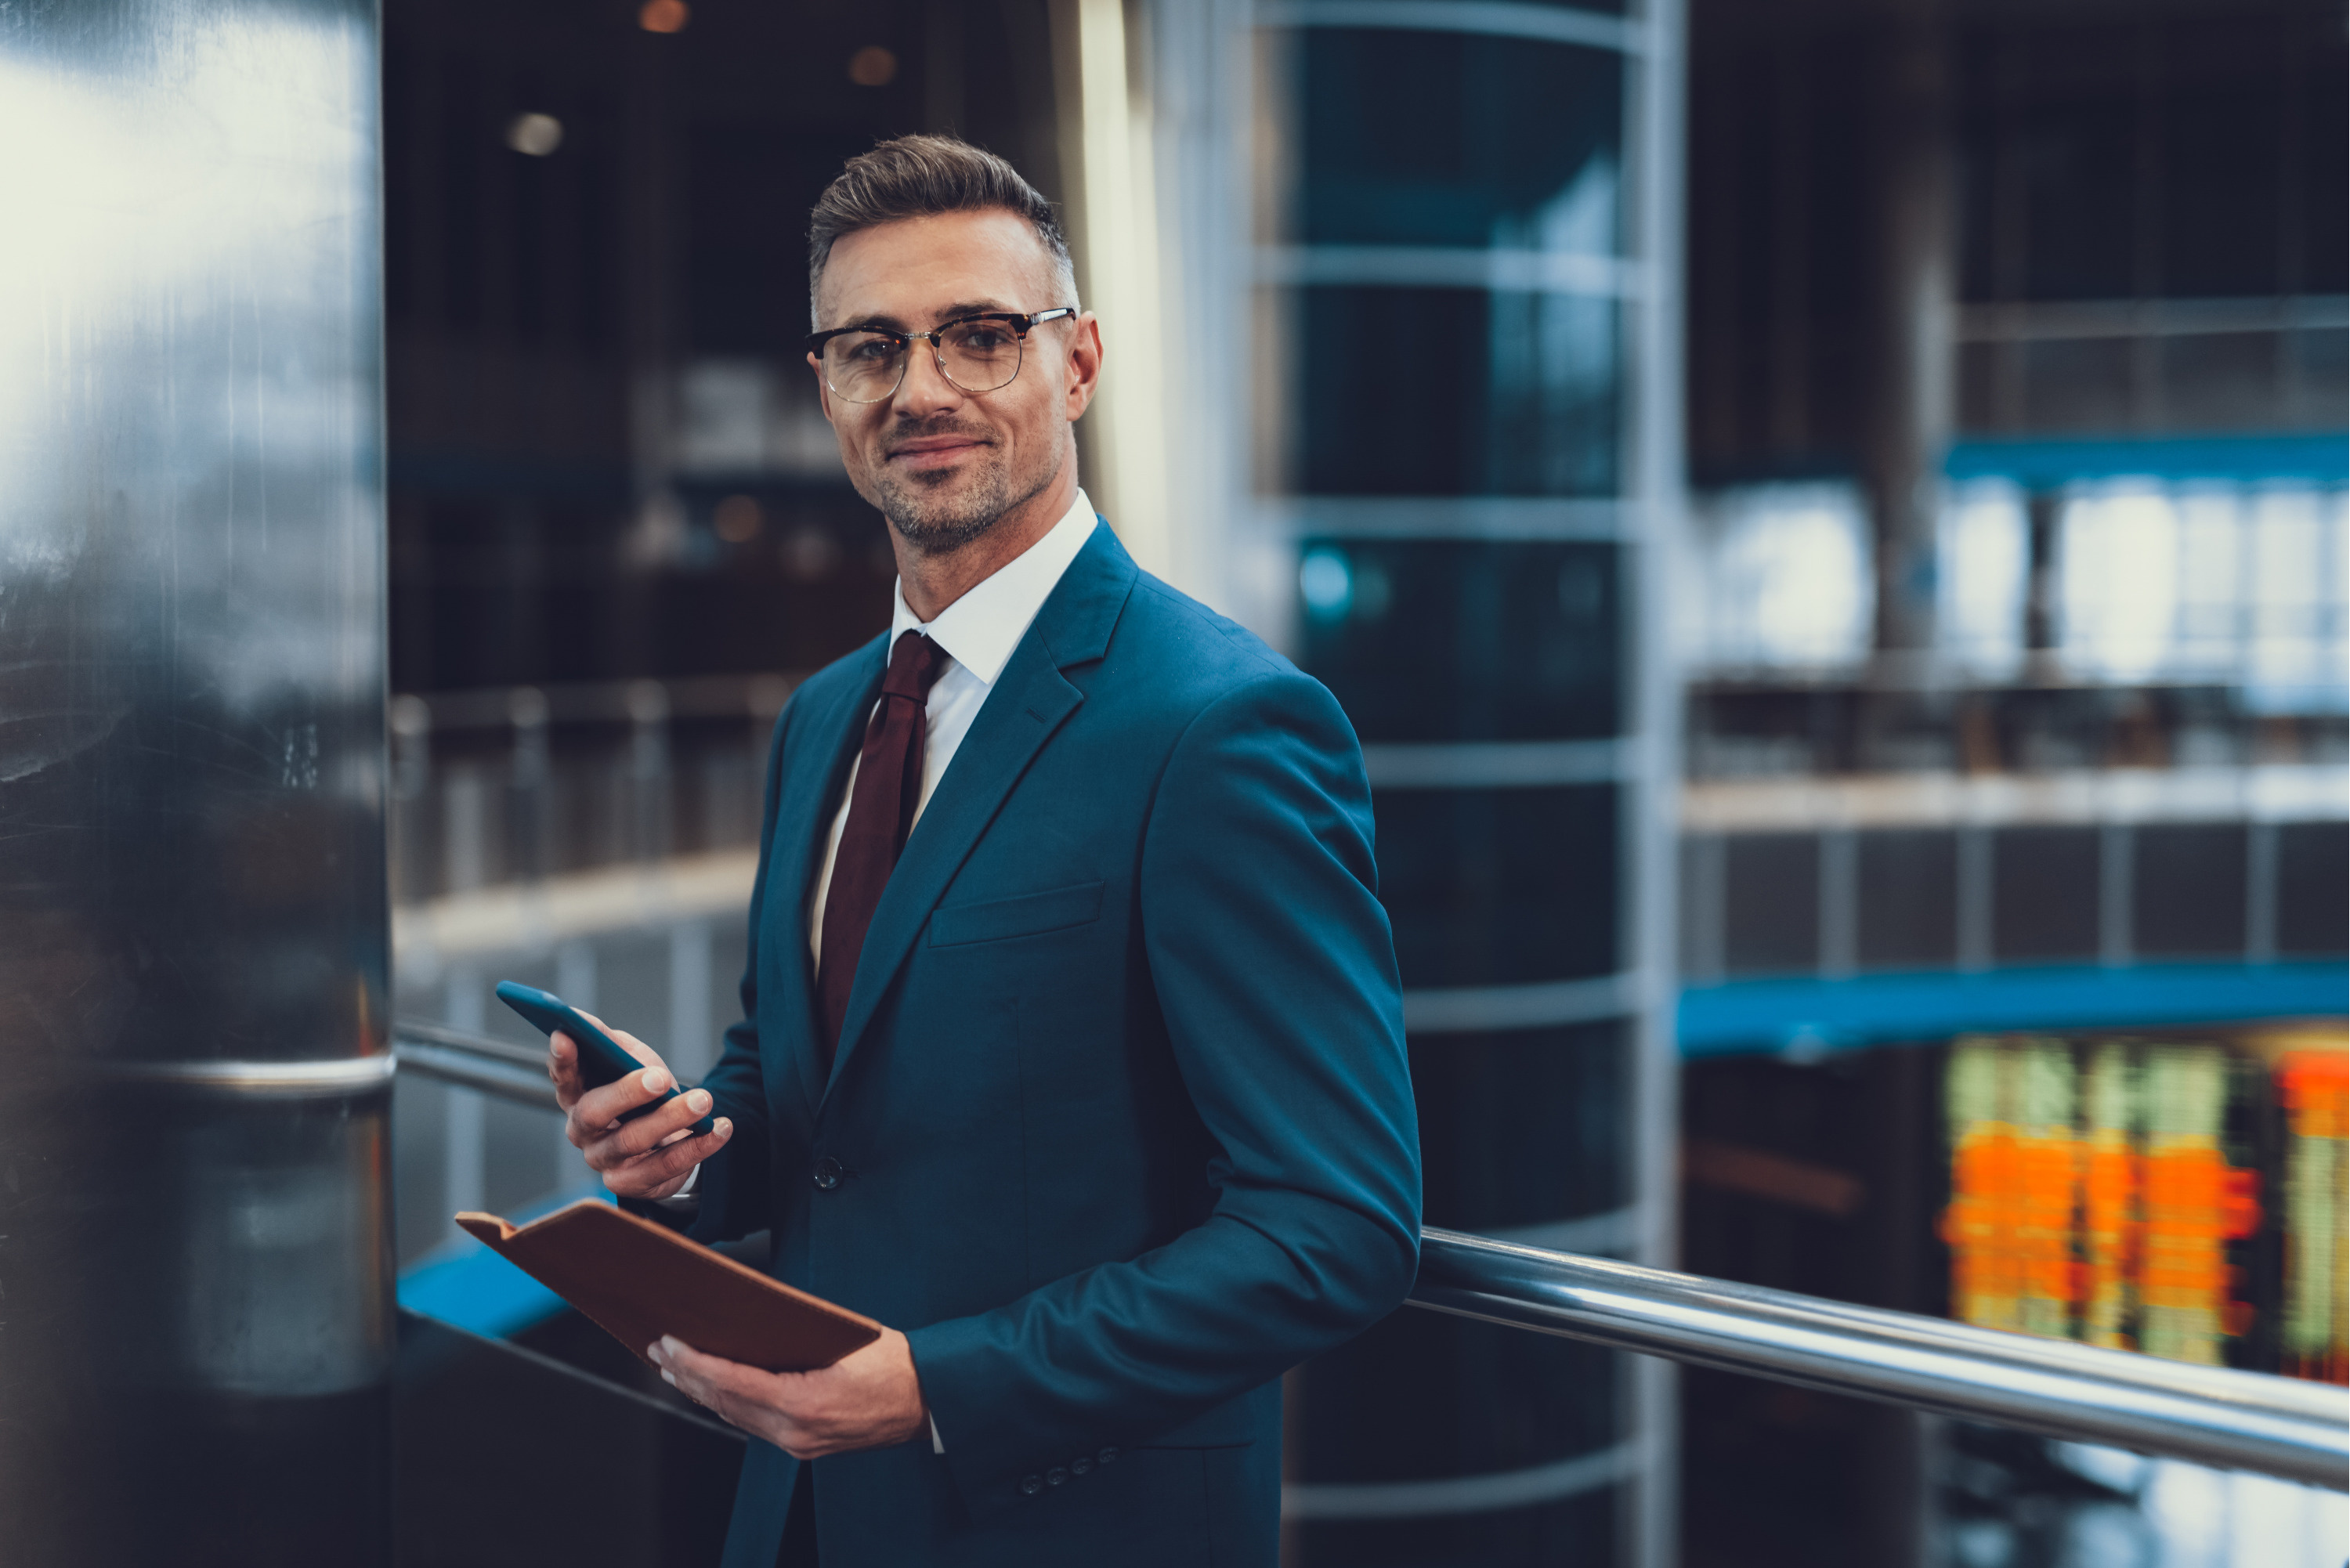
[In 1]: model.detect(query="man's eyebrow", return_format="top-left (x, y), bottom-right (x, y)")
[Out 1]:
top-left (824, 311), bottom-right (909, 334)
top-left (817, 301), bottom-right (1018, 335)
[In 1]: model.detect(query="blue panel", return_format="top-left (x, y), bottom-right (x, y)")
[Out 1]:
top-left (1288, 1306), bottom-right (1621, 1490)
top-left (1411, 1018), bottom-right (1628, 1231)
top-left (1678, 961), bottom-right (2350, 1058)
top-left (1299, 539), bottom-right (1622, 742)
top-left (1374, 783), bottom-right (1619, 988)
top-left (1296, 286), bottom-right (1621, 497)
top-left (1298, 29), bottom-right (1622, 250)
top-left (1945, 432), bottom-right (2350, 486)
top-left (396, 1187), bottom-right (612, 1339)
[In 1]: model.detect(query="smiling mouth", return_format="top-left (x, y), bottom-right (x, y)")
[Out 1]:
top-left (887, 435), bottom-right (990, 461)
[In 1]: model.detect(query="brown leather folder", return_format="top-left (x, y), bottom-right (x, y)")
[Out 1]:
top-left (457, 1201), bottom-right (883, 1373)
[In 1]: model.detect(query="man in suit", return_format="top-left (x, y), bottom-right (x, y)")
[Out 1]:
top-left (547, 135), bottom-right (1420, 1567)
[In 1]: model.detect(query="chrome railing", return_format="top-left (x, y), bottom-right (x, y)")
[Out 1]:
top-left (1415, 1227), bottom-right (2348, 1490)
top-left (393, 1019), bottom-right (564, 1107)
top-left (392, 1022), bottom-right (2350, 1490)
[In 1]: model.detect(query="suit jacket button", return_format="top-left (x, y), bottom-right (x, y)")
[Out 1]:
top-left (1046, 1468), bottom-right (1068, 1487)
top-left (1097, 1447), bottom-right (1119, 1465)
top-left (1019, 1475), bottom-right (1043, 1497)
top-left (1071, 1457), bottom-right (1094, 1476)
top-left (812, 1156), bottom-right (842, 1191)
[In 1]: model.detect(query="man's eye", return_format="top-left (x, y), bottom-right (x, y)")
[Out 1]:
top-left (844, 337), bottom-right (898, 362)
top-left (958, 328), bottom-right (1014, 352)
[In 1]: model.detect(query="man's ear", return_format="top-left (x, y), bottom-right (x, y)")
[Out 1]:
top-left (807, 352), bottom-right (837, 426)
top-left (1063, 313), bottom-right (1104, 422)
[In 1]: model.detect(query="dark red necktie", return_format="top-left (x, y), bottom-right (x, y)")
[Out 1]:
top-left (816, 630), bottom-right (952, 1069)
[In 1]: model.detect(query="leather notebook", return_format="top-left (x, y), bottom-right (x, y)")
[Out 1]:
top-left (457, 1201), bottom-right (883, 1372)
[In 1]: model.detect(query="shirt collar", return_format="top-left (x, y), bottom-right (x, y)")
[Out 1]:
top-left (888, 488), bottom-right (1098, 688)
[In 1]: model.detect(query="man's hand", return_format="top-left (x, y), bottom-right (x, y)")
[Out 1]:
top-left (648, 1329), bottom-right (931, 1458)
top-left (549, 1015), bottom-right (732, 1201)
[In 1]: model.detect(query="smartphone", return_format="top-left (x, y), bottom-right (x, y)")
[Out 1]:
top-left (495, 980), bottom-right (717, 1136)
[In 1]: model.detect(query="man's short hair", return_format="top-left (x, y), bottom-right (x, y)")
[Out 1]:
top-left (807, 135), bottom-right (1077, 326)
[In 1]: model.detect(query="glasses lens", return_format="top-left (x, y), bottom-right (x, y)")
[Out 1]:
top-left (937, 319), bottom-right (1025, 393)
top-left (823, 332), bottom-right (906, 402)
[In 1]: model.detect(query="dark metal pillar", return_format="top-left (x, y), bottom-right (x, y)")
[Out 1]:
top-left (1864, 0), bottom-right (1957, 665)
top-left (0, 2), bottom-right (393, 1561)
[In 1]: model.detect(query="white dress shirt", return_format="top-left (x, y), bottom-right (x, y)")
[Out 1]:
top-left (671, 490), bottom-right (1097, 1458)
top-left (807, 487), bottom-right (1100, 966)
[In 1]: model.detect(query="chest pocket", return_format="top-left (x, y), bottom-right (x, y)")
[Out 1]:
top-left (928, 880), bottom-right (1104, 947)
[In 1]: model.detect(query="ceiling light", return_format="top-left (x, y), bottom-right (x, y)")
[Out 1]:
top-left (638, 0), bottom-right (689, 34)
top-left (504, 113), bottom-right (562, 156)
top-left (714, 495), bottom-right (764, 544)
top-left (848, 45), bottom-right (898, 87)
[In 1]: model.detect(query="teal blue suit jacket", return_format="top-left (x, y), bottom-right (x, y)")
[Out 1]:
top-left (683, 523), bottom-right (1420, 1566)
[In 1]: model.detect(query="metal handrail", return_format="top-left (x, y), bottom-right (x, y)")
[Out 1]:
top-left (392, 1022), bottom-right (563, 1110)
top-left (1412, 1227), bottom-right (2349, 1490)
top-left (386, 1021), bottom-right (2350, 1488)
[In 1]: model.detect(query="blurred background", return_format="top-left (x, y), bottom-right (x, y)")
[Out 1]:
top-left (374, 1), bottom-right (2345, 1565)
top-left (2, 0), bottom-right (2337, 1564)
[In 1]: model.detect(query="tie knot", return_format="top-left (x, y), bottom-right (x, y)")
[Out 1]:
top-left (882, 630), bottom-right (951, 701)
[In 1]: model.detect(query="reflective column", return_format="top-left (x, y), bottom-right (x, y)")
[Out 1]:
top-left (1237, 5), bottom-right (1685, 1566)
top-left (0, 2), bottom-right (393, 1561)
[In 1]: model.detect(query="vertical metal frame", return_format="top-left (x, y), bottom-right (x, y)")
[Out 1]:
top-left (1625, 4), bottom-right (1689, 1566)
top-left (1140, 0), bottom-right (1260, 615)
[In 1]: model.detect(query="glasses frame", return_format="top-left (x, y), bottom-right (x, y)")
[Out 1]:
top-left (805, 307), bottom-right (1079, 404)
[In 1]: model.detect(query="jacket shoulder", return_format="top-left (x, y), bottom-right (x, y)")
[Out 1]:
top-left (1114, 573), bottom-right (1306, 713)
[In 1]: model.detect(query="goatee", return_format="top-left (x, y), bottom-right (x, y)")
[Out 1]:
top-left (872, 424), bottom-right (1058, 558)
top-left (875, 460), bottom-right (1016, 556)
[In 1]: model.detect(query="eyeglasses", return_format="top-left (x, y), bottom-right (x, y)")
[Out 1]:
top-left (806, 308), bottom-right (1078, 404)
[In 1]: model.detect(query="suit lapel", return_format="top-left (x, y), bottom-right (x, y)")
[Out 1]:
top-left (823, 524), bottom-right (1138, 1105)
top-left (770, 635), bottom-right (888, 1115)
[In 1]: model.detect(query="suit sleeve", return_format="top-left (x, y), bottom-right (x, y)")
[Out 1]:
top-left (633, 697), bottom-right (788, 1245)
top-left (906, 667), bottom-right (1422, 1509)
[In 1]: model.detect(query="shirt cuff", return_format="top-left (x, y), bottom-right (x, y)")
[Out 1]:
top-left (651, 1162), bottom-right (700, 1213)
top-left (931, 1411), bottom-right (945, 1454)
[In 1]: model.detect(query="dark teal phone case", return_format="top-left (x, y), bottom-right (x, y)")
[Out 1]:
top-left (495, 980), bottom-right (717, 1136)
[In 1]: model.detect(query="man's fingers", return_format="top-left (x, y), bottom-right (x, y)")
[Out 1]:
top-left (548, 1033), bottom-right (586, 1111)
top-left (651, 1335), bottom-right (712, 1375)
top-left (674, 1117), bottom-right (734, 1166)
top-left (651, 1345), bottom-right (719, 1408)
top-left (567, 1064), bottom-right (683, 1159)
top-left (552, 1028), bottom-right (664, 1128)
top-left (598, 1118), bottom-right (731, 1193)
top-left (585, 1085), bottom-right (714, 1164)
top-left (571, 1061), bottom-right (678, 1135)
top-left (650, 1335), bottom-right (769, 1428)
top-left (653, 1335), bottom-right (793, 1397)
top-left (645, 1335), bottom-right (846, 1455)
top-left (647, 1337), bottom-right (700, 1389)
top-left (564, 1060), bottom-right (656, 1153)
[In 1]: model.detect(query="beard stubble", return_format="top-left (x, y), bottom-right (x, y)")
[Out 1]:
top-left (869, 421), bottom-right (1058, 558)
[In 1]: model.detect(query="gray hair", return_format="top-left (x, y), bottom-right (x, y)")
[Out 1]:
top-left (807, 135), bottom-right (1078, 327)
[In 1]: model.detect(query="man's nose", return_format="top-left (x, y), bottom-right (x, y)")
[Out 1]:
top-left (890, 339), bottom-right (966, 418)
